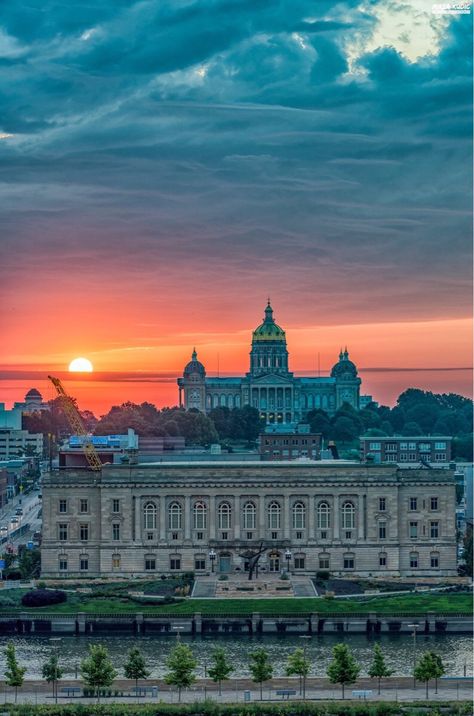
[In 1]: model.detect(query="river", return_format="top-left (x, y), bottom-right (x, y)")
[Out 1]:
top-left (0, 633), bottom-right (471, 679)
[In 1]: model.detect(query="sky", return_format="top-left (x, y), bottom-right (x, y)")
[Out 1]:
top-left (0, 0), bottom-right (472, 411)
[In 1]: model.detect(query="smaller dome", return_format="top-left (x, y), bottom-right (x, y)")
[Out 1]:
top-left (252, 302), bottom-right (286, 343)
top-left (331, 348), bottom-right (358, 379)
top-left (183, 348), bottom-right (206, 378)
top-left (26, 388), bottom-right (42, 399)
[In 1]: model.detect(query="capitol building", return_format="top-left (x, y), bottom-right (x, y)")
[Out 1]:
top-left (178, 302), bottom-right (364, 424)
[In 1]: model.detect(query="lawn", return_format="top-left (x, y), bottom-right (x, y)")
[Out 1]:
top-left (3, 590), bottom-right (471, 616)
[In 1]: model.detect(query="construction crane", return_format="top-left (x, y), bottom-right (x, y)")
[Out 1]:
top-left (48, 375), bottom-right (102, 472)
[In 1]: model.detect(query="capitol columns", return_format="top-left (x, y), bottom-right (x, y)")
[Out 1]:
top-left (184, 496), bottom-right (191, 540)
top-left (283, 494), bottom-right (290, 539)
top-left (234, 495), bottom-right (240, 540)
top-left (333, 494), bottom-right (340, 540)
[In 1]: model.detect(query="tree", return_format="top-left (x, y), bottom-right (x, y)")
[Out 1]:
top-left (332, 416), bottom-right (358, 442)
top-left (249, 647), bottom-right (273, 700)
top-left (207, 647), bottom-right (233, 695)
top-left (306, 409), bottom-right (332, 439)
top-left (327, 643), bottom-right (360, 699)
top-left (4, 643), bottom-right (26, 702)
top-left (42, 653), bottom-right (63, 703)
top-left (80, 644), bottom-right (116, 703)
top-left (414, 650), bottom-right (444, 698)
top-left (123, 647), bottom-right (150, 693)
top-left (368, 643), bottom-right (392, 694)
top-left (461, 523), bottom-right (473, 577)
top-left (18, 548), bottom-right (41, 579)
top-left (164, 643), bottom-right (197, 702)
top-left (430, 652), bottom-right (445, 694)
top-left (239, 541), bottom-right (267, 581)
top-left (286, 646), bottom-right (311, 698)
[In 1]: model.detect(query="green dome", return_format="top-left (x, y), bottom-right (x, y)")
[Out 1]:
top-left (252, 302), bottom-right (286, 343)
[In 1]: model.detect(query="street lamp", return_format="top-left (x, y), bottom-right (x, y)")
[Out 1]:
top-left (407, 624), bottom-right (419, 689)
top-left (285, 549), bottom-right (292, 574)
top-left (171, 626), bottom-right (185, 641)
top-left (49, 637), bottom-right (62, 703)
top-left (299, 635), bottom-right (311, 700)
top-left (208, 549), bottom-right (216, 574)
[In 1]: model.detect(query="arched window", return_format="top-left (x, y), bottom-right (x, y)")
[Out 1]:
top-left (218, 502), bottom-right (231, 530)
top-left (243, 501), bottom-right (256, 530)
top-left (193, 501), bottom-right (207, 530)
top-left (268, 501), bottom-right (281, 530)
top-left (292, 501), bottom-right (306, 529)
top-left (143, 501), bottom-right (157, 530)
top-left (341, 501), bottom-right (355, 530)
top-left (168, 501), bottom-right (182, 530)
top-left (317, 502), bottom-right (331, 529)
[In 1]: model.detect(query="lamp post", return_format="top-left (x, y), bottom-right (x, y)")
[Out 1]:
top-left (407, 624), bottom-right (419, 689)
top-left (209, 549), bottom-right (216, 574)
top-left (285, 549), bottom-right (292, 574)
top-left (299, 635), bottom-right (311, 700)
top-left (171, 626), bottom-right (185, 642)
top-left (49, 636), bottom-right (62, 703)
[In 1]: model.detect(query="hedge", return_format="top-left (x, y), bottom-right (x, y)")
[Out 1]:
top-left (21, 589), bottom-right (67, 607)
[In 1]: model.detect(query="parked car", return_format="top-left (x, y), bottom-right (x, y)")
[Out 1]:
top-left (15, 508), bottom-right (23, 516)
top-left (10, 517), bottom-right (19, 525)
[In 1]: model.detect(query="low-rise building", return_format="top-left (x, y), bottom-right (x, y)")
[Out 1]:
top-left (0, 429), bottom-right (43, 460)
top-left (259, 424), bottom-right (321, 461)
top-left (360, 436), bottom-right (452, 465)
top-left (41, 461), bottom-right (457, 579)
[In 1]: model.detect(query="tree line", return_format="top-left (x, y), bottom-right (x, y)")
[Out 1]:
top-left (5, 640), bottom-right (446, 703)
top-left (22, 388), bottom-right (472, 458)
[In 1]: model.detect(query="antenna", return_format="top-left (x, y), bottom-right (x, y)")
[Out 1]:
top-left (217, 353), bottom-right (220, 378)
top-left (318, 352), bottom-right (320, 377)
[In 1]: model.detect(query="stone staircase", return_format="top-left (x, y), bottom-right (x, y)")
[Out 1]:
top-left (290, 575), bottom-right (317, 597)
top-left (191, 576), bottom-right (217, 598)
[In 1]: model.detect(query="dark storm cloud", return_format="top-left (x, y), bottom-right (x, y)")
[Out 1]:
top-left (0, 1), bottom-right (471, 324)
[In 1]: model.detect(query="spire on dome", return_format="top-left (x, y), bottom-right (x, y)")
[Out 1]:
top-left (192, 347), bottom-right (197, 360)
top-left (264, 300), bottom-right (274, 322)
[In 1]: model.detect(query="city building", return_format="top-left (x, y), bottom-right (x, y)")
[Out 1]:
top-left (0, 429), bottom-right (43, 461)
top-left (59, 430), bottom-right (139, 468)
top-left (259, 424), bottom-right (322, 461)
top-left (360, 436), bottom-right (452, 465)
top-left (14, 388), bottom-right (50, 413)
top-left (0, 404), bottom-right (22, 430)
top-left (41, 461), bottom-right (457, 578)
top-left (0, 469), bottom-right (8, 509)
top-left (178, 302), bottom-right (365, 425)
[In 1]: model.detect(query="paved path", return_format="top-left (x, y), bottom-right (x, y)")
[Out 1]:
top-left (291, 575), bottom-right (318, 597)
top-left (191, 576), bottom-right (216, 597)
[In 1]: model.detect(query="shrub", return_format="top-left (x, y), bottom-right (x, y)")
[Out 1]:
top-left (316, 571), bottom-right (330, 580)
top-left (21, 589), bottom-right (67, 607)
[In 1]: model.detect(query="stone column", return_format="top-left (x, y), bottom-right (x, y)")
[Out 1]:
top-left (134, 496), bottom-right (141, 542)
top-left (234, 495), bottom-right (240, 540)
top-left (333, 495), bottom-right (340, 539)
top-left (308, 496), bottom-right (315, 539)
top-left (283, 495), bottom-right (290, 538)
top-left (159, 498), bottom-right (166, 541)
top-left (184, 496), bottom-right (191, 540)
top-left (259, 497), bottom-right (265, 539)
top-left (209, 495), bottom-right (216, 539)
top-left (358, 495), bottom-right (364, 539)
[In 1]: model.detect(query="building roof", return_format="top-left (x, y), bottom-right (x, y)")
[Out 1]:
top-left (252, 301), bottom-right (286, 343)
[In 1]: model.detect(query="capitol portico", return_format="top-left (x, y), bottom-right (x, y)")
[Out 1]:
top-left (177, 302), bottom-right (364, 425)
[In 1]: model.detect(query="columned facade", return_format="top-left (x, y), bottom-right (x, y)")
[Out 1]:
top-left (42, 462), bottom-right (457, 578)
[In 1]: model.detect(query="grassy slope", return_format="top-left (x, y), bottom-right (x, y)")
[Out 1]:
top-left (6, 591), bottom-right (472, 616)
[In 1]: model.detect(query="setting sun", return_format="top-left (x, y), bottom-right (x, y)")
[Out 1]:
top-left (69, 357), bottom-right (93, 373)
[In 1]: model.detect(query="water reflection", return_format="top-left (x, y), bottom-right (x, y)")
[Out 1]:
top-left (1, 633), bottom-right (471, 680)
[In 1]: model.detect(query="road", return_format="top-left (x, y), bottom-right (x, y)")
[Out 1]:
top-left (0, 488), bottom-right (42, 550)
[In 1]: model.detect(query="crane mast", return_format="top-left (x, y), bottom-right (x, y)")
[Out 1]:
top-left (48, 375), bottom-right (102, 472)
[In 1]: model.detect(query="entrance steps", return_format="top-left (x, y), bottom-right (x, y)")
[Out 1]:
top-left (191, 576), bottom-right (217, 598)
top-left (290, 575), bottom-right (318, 597)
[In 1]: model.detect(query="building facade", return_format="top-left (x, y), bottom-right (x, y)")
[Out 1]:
top-left (0, 429), bottom-right (43, 460)
top-left (41, 462), bottom-right (457, 578)
top-left (360, 437), bottom-right (452, 465)
top-left (259, 424), bottom-right (322, 461)
top-left (177, 302), bottom-right (362, 425)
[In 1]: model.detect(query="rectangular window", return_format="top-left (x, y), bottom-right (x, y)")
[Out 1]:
top-left (408, 442), bottom-right (416, 451)
top-left (59, 557), bottom-right (68, 572)
top-left (145, 557), bottom-right (156, 571)
top-left (112, 523), bottom-right (120, 541)
top-left (80, 557), bottom-right (88, 571)
top-left (408, 452), bottom-right (417, 461)
top-left (379, 498), bottom-right (386, 511)
top-left (430, 497), bottom-right (438, 511)
top-left (80, 499), bottom-right (88, 513)
top-left (369, 442), bottom-right (381, 450)
top-left (247, 532), bottom-right (253, 540)
top-left (197, 532), bottom-right (204, 540)
top-left (343, 557), bottom-right (354, 570)
top-left (410, 553), bottom-right (418, 569)
top-left (345, 531), bottom-right (352, 540)
top-left (430, 554), bottom-right (439, 568)
top-left (434, 442), bottom-right (446, 450)
top-left (296, 531), bottom-right (303, 540)
top-left (320, 531), bottom-right (327, 540)
top-left (147, 532), bottom-right (153, 540)
top-left (399, 453), bottom-right (408, 461)
top-left (399, 442), bottom-right (408, 451)
top-left (418, 443), bottom-right (431, 452)
top-left (172, 532), bottom-right (178, 540)
top-left (79, 524), bottom-right (89, 541)
top-left (195, 558), bottom-right (206, 571)
top-left (58, 499), bottom-right (67, 514)
top-left (112, 499), bottom-right (120, 513)
top-left (379, 523), bottom-right (386, 539)
top-left (430, 521), bottom-right (439, 539)
top-left (58, 523), bottom-right (68, 541)
top-left (271, 531), bottom-right (278, 540)
top-left (319, 556), bottom-right (330, 569)
top-left (379, 554), bottom-right (387, 567)
top-left (294, 557), bottom-right (305, 569)
top-left (435, 453), bottom-right (446, 461)
top-left (170, 557), bottom-right (181, 571)
top-left (112, 555), bottom-right (121, 569)
top-left (409, 521), bottom-right (418, 539)
top-left (409, 498), bottom-right (418, 511)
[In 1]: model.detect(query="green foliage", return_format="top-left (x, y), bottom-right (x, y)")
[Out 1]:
top-left (80, 644), bottom-right (117, 702)
top-left (42, 654), bottom-right (63, 684)
top-left (368, 644), bottom-right (392, 693)
top-left (123, 647), bottom-right (150, 687)
top-left (18, 547), bottom-right (41, 579)
top-left (164, 643), bottom-right (197, 701)
top-left (249, 647), bottom-right (273, 700)
top-left (414, 651), bottom-right (445, 698)
top-left (4, 642), bottom-right (26, 702)
top-left (327, 643), bottom-right (360, 698)
top-left (461, 524), bottom-right (473, 577)
top-left (207, 647), bottom-right (233, 694)
top-left (286, 646), bottom-right (311, 695)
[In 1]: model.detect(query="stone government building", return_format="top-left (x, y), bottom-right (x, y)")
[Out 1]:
top-left (41, 462), bottom-right (457, 578)
top-left (177, 302), bottom-right (364, 424)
